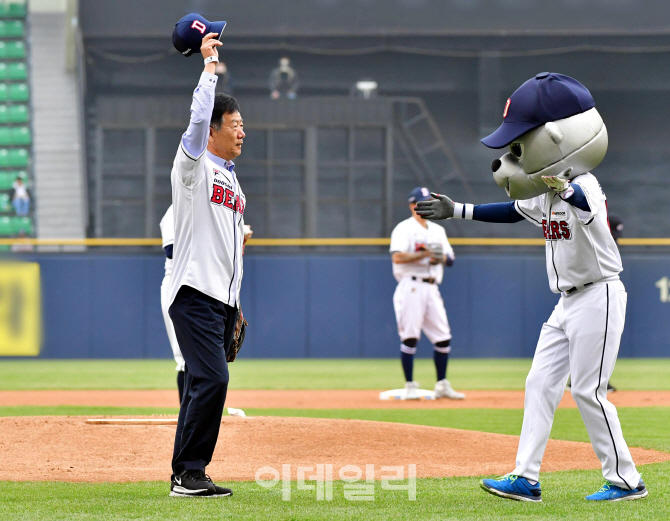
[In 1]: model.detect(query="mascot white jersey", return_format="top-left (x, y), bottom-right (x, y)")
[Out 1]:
top-left (415, 72), bottom-right (646, 503)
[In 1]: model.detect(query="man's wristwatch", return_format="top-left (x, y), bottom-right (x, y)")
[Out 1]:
top-left (204, 56), bottom-right (219, 65)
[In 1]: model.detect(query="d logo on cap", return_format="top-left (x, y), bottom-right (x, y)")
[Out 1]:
top-left (172, 13), bottom-right (227, 57)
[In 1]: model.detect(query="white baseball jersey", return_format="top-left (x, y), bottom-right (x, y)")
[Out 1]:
top-left (390, 217), bottom-right (453, 347)
top-left (514, 172), bottom-right (622, 293)
top-left (160, 204), bottom-right (174, 278)
top-left (169, 72), bottom-right (246, 308)
top-left (509, 173), bottom-right (639, 488)
top-left (389, 218), bottom-right (454, 284)
top-left (159, 204), bottom-right (184, 372)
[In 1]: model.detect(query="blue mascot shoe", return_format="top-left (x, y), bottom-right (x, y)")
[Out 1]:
top-left (480, 475), bottom-right (542, 502)
top-left (585, 479), bottom-right (648, 501)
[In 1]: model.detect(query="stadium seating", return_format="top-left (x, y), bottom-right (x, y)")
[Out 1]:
top-left (0, 0), bottom-right (33, 235)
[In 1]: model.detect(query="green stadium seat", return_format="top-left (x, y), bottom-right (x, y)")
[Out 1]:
top-left (0, 216), bottom-right (31, 236)
top-left (0, 84), bottom-right (7, 102)
top-left (5, 41), bottom-right (24, 59)
top-left (0, 149), bottom-right (28, 167)
top-left (0, 193), bottom-right (10, 213)
top-left (0, 63), bottom-right (7, 81)
top-left (13, 216), bottom-right (32, 234)
top-left (9, 104), bottom-right (26, 122)
top-left (0, 170), bottom-right (27, 189)
top-left (7, 148), bottom-right (27, 167)
top-left (10, 126), bottom-right (29, 145)
top-left (9, 83), bottom-right (27, 101)
top-left (0, 216), bottom-right (11, 235)
top-left (8, 2), bottom-right (27, 18)
top-left (0, 20), bottom-right (22, 37)
top-left (0, 127), bottom-right (11, 146)
top-left (8, 62), bottom-right (26, 80)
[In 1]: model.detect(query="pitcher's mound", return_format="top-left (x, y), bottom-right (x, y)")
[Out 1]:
top-left (1, 416), bottom-right (667, 482)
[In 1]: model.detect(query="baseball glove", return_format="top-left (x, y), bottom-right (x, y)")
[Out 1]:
top-left (426, 242), bottom-right (444, 265)
top-left (226, 307), bottom-right (248, 363)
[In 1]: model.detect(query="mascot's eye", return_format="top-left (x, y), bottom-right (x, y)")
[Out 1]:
top-left (510, 143), bottom-right (523, 158)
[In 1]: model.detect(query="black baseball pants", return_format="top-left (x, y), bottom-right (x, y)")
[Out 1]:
top-left (169, 285), bottom-right (236, 475)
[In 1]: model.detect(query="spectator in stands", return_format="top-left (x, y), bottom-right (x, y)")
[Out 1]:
top-left (215, 61), bottom-right (233, 95)
top-left (11, 177), bottom-right (29, 216)
top-left (269, 57), bottom-right (299, 99)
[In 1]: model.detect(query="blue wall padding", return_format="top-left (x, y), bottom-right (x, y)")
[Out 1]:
top-left (14, 253), bottom-right (670, 359)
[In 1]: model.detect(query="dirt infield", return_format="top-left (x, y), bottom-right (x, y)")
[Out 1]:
top-left (2, 389), bottom-right (670, 409)
top-left (1, 415), bottom-right (668, 483)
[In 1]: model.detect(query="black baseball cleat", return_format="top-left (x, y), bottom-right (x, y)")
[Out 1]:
top-left (170, 470), bottom-right (233, 498)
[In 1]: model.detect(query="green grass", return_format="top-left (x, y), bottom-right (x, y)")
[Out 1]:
top-left (1, 358), bottom-right (669, 390)
top-left (0, 465), bottom-right (668, 520)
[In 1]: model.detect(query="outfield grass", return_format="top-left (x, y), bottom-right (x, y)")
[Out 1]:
top-left (1, 358), bottom-right (669, 390)
top-left (0, 465), bottom-right (668, 521)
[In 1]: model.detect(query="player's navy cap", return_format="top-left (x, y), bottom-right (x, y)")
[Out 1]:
top-left (481, 72), bottom-right (596, 149)
top-left (172, 14), bottom-right (226, 57)
top-left (408, 187), bottom-right (431, 203)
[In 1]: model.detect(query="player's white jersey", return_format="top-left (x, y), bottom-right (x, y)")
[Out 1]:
top-left (515, 172), bottom-right (622, 293)
top-left (390, 217), bottom-right (454, 284)
top-left (169, 144), bottom-right (246, 308)
top-left (160, 204), bottom-right (174, 278)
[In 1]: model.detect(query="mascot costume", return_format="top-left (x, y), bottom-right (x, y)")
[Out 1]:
top-left (415, 73), bottom-right (647, 502)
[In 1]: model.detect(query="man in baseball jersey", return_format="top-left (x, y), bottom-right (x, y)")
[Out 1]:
top-left (159, 204), bottom-right (186, 403)
top-left (390, 187), bottom-right (464, 400)
top-left (166, 30), bottom-right (245, 498)
top-left (416, 74), bottom-right (646, 502)
top-left (160, 204), bottom-right (253, 405)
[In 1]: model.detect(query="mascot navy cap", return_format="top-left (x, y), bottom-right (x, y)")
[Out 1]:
top-left (172, 14), bottom-right (226, 57)
top-left (481, 72), bottom-right (596, 149)
top-left (408, 187), bottom-right (432, 203)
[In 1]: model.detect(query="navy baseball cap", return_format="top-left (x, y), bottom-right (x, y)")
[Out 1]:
top-left (408, 187), bottom-right (431, 203)
top-left (481, 73), bottom-right (596, 149)
top-left (172, 14), bottom-right (226, 57)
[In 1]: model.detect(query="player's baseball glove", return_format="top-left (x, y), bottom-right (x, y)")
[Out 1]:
top-left (426, 242), bottom-right (444, 265)
top-left (226, 307), bottom-right (248, 363)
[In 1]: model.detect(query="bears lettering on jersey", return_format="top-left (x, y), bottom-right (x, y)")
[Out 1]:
top-left (542, 219), bottom-right (571, 241)
top-left (210, 181), bottom-right (245, 214)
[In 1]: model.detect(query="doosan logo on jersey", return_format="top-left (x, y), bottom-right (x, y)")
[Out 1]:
top-left (542, 219), bottom-right (571, 241)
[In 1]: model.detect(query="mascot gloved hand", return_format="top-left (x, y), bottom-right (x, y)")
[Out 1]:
top-left (415, 192), bottom-right (455, 220)
top-left (542, 167), bottom-right (574, 197)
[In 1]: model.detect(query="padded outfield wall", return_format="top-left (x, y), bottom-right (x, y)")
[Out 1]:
top-left (5, 253), bottom-right (670, 359)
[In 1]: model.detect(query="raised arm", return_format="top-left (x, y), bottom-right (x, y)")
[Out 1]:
top-left (181, 33), bottom-right (221, 161)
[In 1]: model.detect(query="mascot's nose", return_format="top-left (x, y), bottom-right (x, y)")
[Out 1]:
top-left (491, 159), bottom-right (502, 173)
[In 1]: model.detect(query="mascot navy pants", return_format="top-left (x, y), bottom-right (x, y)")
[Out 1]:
top-left (169, 285), bottom-right (236, 475)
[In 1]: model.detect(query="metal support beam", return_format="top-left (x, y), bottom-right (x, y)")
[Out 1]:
top-left (384, 124), bottom-right (394, 236)
top-left (144, 127), bottom-right (156, 238)
top-left (304, 126), bottom-right (318, 237)
top-left (94, 126), bottom-right (103, 237)
top-left (478, 52), bottom-right (502, 139)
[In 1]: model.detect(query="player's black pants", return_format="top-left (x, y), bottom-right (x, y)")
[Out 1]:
top-left (169, 285), bottom-right (236, 475)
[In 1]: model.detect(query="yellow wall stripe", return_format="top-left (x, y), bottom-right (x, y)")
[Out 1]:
top-left (0, 237), bottom-right (668, 247)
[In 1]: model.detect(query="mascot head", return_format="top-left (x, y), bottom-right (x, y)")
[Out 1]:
top-left (481, 72), bottom-right (607, 200)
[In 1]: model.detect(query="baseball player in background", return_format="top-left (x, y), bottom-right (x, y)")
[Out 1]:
top-left (390, 187), bottom-right (465, 400)
top-left (160, 204), bottom-right (186, 402)
top-left (166, 23), bottom-right (246, 498)
top-left (415, 74), bottom-right (646, 502)
top-left (160, 204), bottom-right (253, 404)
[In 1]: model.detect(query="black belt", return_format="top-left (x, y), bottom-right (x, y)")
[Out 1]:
top-left (565, 282), bottom-right (593, 295)
top-left (412, 276), bottom-right (436, 284)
